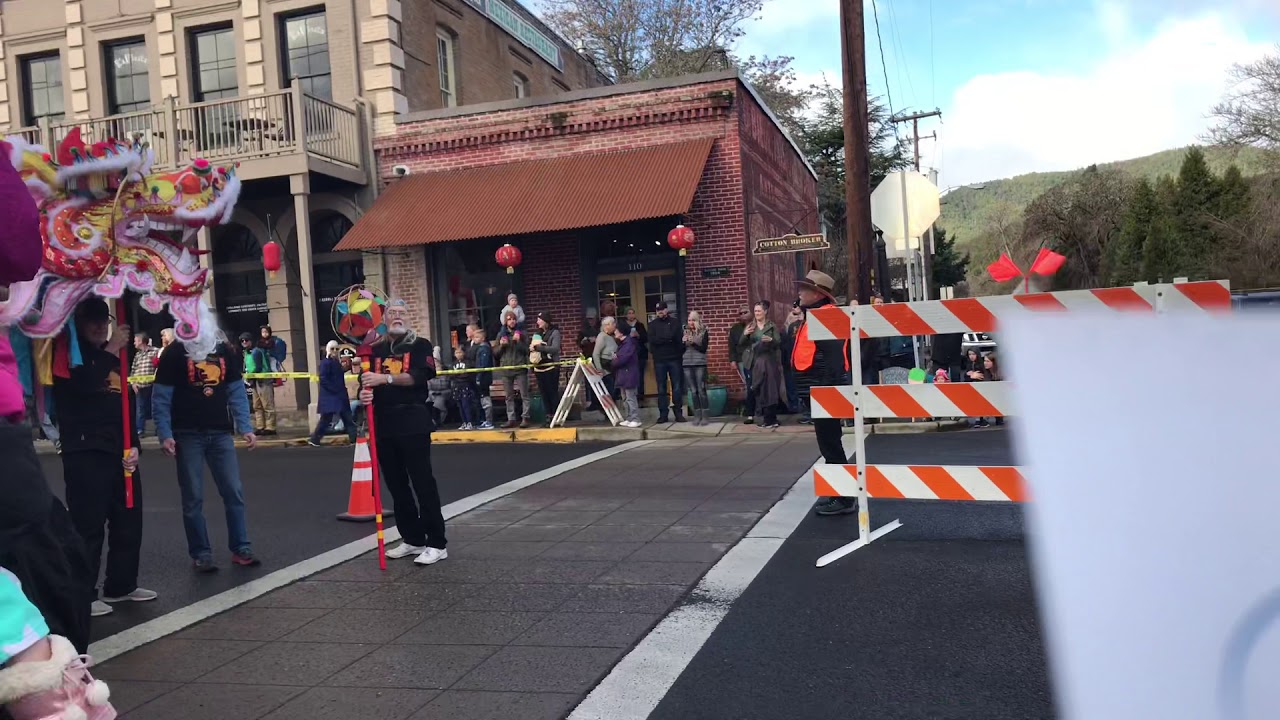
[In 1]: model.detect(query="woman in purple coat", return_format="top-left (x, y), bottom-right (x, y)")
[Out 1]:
top-left (611, 326), bottom-right (642, 428)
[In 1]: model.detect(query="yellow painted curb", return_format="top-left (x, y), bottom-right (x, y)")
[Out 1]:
top-left (433, 430), bottom-right (515, 443)
top-left (514, 428), bottom-right (577, 443)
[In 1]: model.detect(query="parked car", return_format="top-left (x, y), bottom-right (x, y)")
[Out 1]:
top-left (961, 331), bottom-right (997, 355)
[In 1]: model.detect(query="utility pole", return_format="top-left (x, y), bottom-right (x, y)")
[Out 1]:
top-left (892, 109), bottom-right (942, 300)
top-left (840, 0), bottom-right (873, 304)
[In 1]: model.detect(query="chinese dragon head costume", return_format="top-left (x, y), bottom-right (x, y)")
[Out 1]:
top-left (0, 127), bottom-right (240, 357)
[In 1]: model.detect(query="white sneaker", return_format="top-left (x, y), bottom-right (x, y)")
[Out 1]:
top-left (90, 600), bottom-right (113, 617)
top-left (414, 547), bottom-right (448, 565)
top-left (623, 420), bottom-right (642, 428)
top-left (385, 543), bottom-right (426, 559)
top-left (102, 588), bottom-right (158, 603)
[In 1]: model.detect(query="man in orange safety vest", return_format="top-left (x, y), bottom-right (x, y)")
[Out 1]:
top-left (792, 270), bottom-right (857, 516)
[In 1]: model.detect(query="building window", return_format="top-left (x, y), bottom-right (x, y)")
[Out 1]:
top-left (513, 72), bottom-right (529, 99)
top-left (191, 26), bottom-right (238, 101)
top-left (20, 54), bottom-right (64, 126)
top-left (437, 29), bottom-right (456, 108)
top-left (280, 10), bottom-right (331, 101)
top-left (106, 40), bottom-right (150, 114)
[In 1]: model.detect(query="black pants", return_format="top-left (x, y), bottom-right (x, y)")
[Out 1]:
top-left (814, 417), bottom-right (847, 465)
top-left (376, 432), bottom-right (447, 549)
top-left (654, 360), bottom-right (684, 418)
top-left (62, 451), bottom-right (143, 598)
top-left (0, 423), bottom-right (93, 653)
top-left (535, 368), bottom-right (560, 419)
top-left (312, 405), bottom-right (357, 443)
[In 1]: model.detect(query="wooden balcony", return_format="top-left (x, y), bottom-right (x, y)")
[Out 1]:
top-left (12, 86), bottom-right (368, 185)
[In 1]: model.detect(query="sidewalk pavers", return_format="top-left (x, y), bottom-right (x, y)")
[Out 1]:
top-left (97, 434), bottom-right (822, 719)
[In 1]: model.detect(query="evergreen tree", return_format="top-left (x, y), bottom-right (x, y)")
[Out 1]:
top-left (930, 227), bottom-right (969, 288)
top-left (1217, 164), bottom-right (1250, 219)
top-left (1170, 146), bottom-right (1221, 276)
top-left (1142, 176), bottom-right (1179, 281)
top-left (1107, 178), bottom-right (1155, 285)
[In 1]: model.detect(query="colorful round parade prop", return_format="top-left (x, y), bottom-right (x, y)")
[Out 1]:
top-left (331, 284), bottom-right (392, 569)
top-left (331, 284), bottom-right (390, 349)
top-left (495, 243), bottom-right (522, 275)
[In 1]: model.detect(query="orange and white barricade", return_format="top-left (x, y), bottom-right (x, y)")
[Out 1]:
top-left (810, 280), bottom-right (1230, 568)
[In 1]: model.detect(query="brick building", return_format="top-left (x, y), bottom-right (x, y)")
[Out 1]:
top-left (0, 0), bottom-right (606, 413)
top-left (336, 70), bottom-right (821, 399)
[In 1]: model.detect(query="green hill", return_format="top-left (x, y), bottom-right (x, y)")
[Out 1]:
top-left (939, 145), bottom-right (1276, 243)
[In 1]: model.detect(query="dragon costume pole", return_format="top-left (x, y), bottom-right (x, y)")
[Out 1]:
top-left (116, 297), bottom-right (135, 508)
top-left (362, 364), bottom-right (387, 570)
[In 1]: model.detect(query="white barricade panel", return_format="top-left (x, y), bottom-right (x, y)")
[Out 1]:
top-left (814, 463), bottom-right (1028, 502)
top-left (809, 381), bottom-right (1015, 419)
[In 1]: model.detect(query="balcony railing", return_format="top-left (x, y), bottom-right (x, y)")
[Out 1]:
top-left (9, 86), bottom-right (364, 176)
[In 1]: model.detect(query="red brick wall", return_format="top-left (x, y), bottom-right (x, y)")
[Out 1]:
top-left (374, 77), bottom-right (819, 397)
top-left (385, 247), bottom-right (431, 336)
top-left (399, 0), bottom-right (607, 115)
top-left (738, 90), bottom-right (821, 327)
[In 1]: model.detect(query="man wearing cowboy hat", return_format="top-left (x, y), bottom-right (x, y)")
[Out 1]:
top-left (792, 270), bottom-right (857, 515)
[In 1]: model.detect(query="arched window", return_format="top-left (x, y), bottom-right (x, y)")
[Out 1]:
top-left (437, 27), bottom-right (457, 107)
top-left (513, 72), bottom-right (529, 99)
top-left (211, 222), bottom-right (267, 342)
top-left (312, 211), bottom-right (363, 344)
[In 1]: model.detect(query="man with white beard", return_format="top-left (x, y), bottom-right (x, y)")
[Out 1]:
top-left (360, 299), bottom-right (448, 565)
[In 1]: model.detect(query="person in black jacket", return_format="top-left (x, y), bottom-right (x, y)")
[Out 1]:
top-left (53, 299), bottom-right (154, 618)
top-left (792, 271), bottom-right (857, 516)
top-left (359, 299), bottom-right (448, 566)
top-left (647, 301), bottom-right (686, 423)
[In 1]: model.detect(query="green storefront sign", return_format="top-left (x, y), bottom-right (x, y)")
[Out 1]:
top-left (461, 0), bottom-right (563, 70)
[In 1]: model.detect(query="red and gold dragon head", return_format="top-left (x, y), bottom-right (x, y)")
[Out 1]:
top-left (0, 128), bottom-right (239, 355)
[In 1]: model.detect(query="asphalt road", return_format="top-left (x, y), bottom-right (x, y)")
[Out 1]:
top-left (650, 428), bottom-right (1058, 720)
top-left (38, 441), bottom-right (619, 642)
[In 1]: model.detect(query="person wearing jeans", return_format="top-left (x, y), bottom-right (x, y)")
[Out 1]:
top-left (647, 301), bottom-right (686, 423)
top-left (153, 336), bottom-right (260, 573)
top-left (130, 331), bottom-right (159, 435)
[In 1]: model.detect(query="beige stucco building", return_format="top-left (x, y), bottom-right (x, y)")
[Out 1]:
top-left (0, 0), bottom-right (606, 412)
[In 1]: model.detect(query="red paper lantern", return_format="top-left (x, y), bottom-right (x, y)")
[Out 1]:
top-left (667, 224), bottom-right (695, 256)
top-left (495, 243), bottom-right (522, 275)
top-left (262, 240), bottom-right (282, 279)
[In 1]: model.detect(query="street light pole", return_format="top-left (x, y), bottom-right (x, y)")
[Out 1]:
top-left (840, 0), bottom-right (873, 305)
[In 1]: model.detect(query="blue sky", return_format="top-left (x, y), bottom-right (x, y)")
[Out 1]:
top-left (736, 0), bottom-right (1279, 188)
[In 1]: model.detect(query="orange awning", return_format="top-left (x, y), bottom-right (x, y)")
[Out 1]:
top-left (334, 138), bottom-right (716, 251)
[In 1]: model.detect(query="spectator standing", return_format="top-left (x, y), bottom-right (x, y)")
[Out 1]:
top-left (465, 325), bottom-right (495, 429)
top-left (251, 325), bottom-right (286, 436)
top-left (592, 316), bottom-right (619, 412)
top-left (153, 333), bottom-right (261, 572)
top-left (682, 310), bottom-right (710, 425)
top-left (791, 271), bottom-right (855, 516)
top-left (130, 331), bottom-right (160, 436)
top-left (157, 328), bottom-right (175, 357)
top-left (647, 301), bottom-right (686, 423)
top-left (308, 340), bottom-right (356, 446)
top-left (495, 313), bottom-right (531, 428)
top-left (621, 307), bottom-right (648, 393)
top-left (450, 346), bottom-right (479, 430)
top-left (531, 312), bottom-right (562, 425)
top-left (739, 301), bottom-right (785, 428)
top-left (612, 324), bottom-right (642, 427)
top-left (53, 300), bottom-right (153, 618)
top-left (782, 304), bottom-right (804, 414)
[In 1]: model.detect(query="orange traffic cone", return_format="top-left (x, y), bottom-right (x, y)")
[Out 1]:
top-left (336, 437), bottom-right (394, 522)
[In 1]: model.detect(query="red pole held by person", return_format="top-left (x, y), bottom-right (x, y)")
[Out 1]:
top-left (359, 355), bottom-right (387, 570)
top-left (116, 298), bottom-right (135, 508)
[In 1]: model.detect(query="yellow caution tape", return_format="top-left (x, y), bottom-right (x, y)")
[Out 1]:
top-left (127, 360), bottom-right (578, 384)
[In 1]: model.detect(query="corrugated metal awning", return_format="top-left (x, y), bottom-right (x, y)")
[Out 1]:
top-left (334, 138), bottom-right (716, 251)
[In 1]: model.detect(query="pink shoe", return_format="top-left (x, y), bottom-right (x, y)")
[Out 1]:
top-left (0, 635), bottom-right (116, 720)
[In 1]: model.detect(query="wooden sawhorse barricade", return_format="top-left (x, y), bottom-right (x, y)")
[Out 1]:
top-left (805, 280), bottom-right (1232, 568)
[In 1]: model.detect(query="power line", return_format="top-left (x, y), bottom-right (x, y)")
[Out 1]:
top-left (869, 0), bottom-right (900, 144)
top-left (929, 0), bottom-right (936, 107)
top-left (885, 0), bottom-right (916, 106)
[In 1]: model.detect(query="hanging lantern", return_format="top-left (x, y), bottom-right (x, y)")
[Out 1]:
top-left (262, 240), bottom-right (282, 279)
top-left (667, 224), bottom-right (695, 256)
top-left (495, 243), bottom-right (522, 275)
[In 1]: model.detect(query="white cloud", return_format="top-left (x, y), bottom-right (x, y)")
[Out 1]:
top-left (938, 13), bottom-right (1271, 188)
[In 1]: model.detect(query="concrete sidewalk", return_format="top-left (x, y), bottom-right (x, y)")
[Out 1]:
top-left (95, 435), bottom-right (823, 719)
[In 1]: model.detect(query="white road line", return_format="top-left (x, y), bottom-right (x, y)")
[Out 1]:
top-left (88, 439), bottom-right (653, 663)
top-left (567, 438), bottom-right (841, 720)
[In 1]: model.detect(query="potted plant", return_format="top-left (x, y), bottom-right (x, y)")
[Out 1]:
top-left (688, 372), bottom-right (728, 418)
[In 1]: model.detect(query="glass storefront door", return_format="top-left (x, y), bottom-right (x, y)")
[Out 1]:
top-left (597, 269), bottom-right (678, 395)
